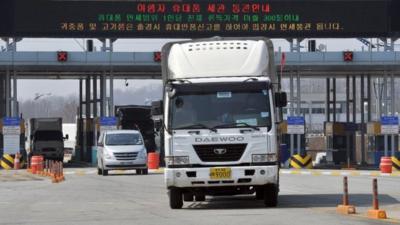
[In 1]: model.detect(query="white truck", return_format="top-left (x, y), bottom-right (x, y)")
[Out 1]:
top-left (152, 37), bottom-right (287, 209)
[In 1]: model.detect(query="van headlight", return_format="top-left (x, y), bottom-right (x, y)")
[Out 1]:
top-left (104, 150), bottom-right (114, 160)
top-left (138, 149), bottom-right (147, 159)
top-left (165, 156), bottom-right (190, 166)
top-left (252, 154), bottom-right (277, 163)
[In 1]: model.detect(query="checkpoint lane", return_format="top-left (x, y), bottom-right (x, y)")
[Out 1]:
top-left (0, 168), bottom-right (399, 225)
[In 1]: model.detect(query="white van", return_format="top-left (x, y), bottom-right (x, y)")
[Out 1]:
top-left (97, 130), bottom-right (148, 176)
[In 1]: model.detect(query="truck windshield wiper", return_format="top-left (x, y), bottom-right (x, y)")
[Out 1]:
top-left (212, 123), bottom-right (260, 131)
top-left (176, 123), bottom-right (217, 132)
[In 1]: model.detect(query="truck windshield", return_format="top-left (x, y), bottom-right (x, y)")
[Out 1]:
top-left (170, 88), bottom-right (272, 130)
top-left (34, 131), bottom-right (63, 141)
top-left (105, 133), bottom-right (143, 146)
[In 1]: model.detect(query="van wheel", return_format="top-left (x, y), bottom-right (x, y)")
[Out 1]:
top-left (142, 169), bottom-right (148, 175)
top-left (169, 188), bottom-right (183, 209)
top-left (136, 169), bottom-right (142, 175)
top-left (263, 184), bottom-right (278, 207)
top-left (97, 168), bottom-right (102, 175)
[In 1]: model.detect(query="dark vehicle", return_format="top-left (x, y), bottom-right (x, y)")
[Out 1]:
top-left (115, 105), bottom-right (156, 153)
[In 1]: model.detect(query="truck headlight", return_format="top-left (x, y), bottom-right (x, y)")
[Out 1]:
top-left (252, 154), bottom-right (277, 163)
top-left (165, 156), bottom-right (190, 166)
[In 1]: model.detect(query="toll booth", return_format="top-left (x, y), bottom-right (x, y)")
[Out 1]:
top-left (324, 122), bottom-right (357, 165)
top-left (0, 117), bottom-right (26, 169)
top-left (367, 121), bottom-right (399, 166)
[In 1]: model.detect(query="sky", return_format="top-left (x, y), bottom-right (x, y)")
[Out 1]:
top-left (1, 38), bottom-right (399, 101)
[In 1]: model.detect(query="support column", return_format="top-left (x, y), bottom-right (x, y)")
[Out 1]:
top-left (100, 72), bottom-right (106, 117)
top-left (391, 73), bottom-right (395, 157)
top-left (93, 75), bottom-right (97, 118)
top-left (296, 72), bottom-right (301, 155)
top-left (367, 75), bottom-right (372, 122)
top-left (346, 76), bottom-right (350, 123)
top-left (333, 78), bottom-right (337, 122)
top-left (289, 72), bottom-right (294, 157)
top-left (85, 76), bottom-right (91, 162)
top-left (360, 75), bottom-right (366, 164)
top-left (0, 74), bottom-right (5, 118)
top-left (109, 71), bottom-right (114, 116)
top-left (78, 77), bottom-right (84, 161)
top-left (352, 76), bottom-right (356, 123)
top-left (5, 69), bottom-right (11, 117)
top-left (325, 78), bottom-right (330, 122)
top-left (12, 70), bottom-right (18, 117)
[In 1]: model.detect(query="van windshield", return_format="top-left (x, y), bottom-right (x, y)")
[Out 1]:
top-left (105, 133), bottom-right (143, 146)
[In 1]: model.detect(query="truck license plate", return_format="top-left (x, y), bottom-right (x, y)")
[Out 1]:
top-left (210, 168), bottom-right (231, 180)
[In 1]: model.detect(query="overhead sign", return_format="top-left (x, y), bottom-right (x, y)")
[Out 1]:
top-left (99, 117), bottom-right (117, 132)
top-left (287, 116), bottom-right (305, 134)
top-left (0, 0), bottom-right (398, 38)
top-left (381, 116), bottom-right (399, 134)
top-left (2, 117), bottom-right (21, 154)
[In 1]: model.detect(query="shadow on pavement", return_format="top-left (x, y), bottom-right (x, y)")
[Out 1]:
top-left (185, 194), bottom-right (400, 210)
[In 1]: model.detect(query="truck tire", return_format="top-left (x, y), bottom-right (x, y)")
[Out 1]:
top-left (136, 169), bottom-right (142, 175)
top-left (263, 184), bottom-right (278, 207)
top-left (183, 193), bottom-right (194, 202)
top-left (169, 188), bottom-right (183, 209)
top-left (255, 187), bottom-right (264, 200)
top-left (97, 168), bottom-right (102, 175)
top-left (195, 193), bottom-right (206, 201)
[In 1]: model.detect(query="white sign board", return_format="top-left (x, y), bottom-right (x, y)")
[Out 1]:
top-left (381, 116), bottom-right (399, 135)
top-left (2, 117), bottom-right (21, 154)
top-left (287, 116), bottom-right (305, 134)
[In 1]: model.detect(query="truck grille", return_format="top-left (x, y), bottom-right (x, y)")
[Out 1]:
top-left (193, 144), bottom-right (247, 162)
top-left (113, 152), bottom-right (138, 161)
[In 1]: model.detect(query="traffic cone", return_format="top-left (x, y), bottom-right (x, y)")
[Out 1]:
top-left (14, 153), bottom-right (21, 170)
top-left (52, 161), bottom-right (59, 183)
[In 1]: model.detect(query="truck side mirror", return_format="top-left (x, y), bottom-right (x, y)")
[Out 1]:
top-left (151, 100), bottom-right (163, 116)
top-left (275, 92), bottom-right (287, 108)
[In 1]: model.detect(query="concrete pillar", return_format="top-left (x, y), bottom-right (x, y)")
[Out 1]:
top-left (325, 78), bottom-right (330, 122)
top-left (332, 78), bottom-right (336, 122)
top-left (93, 75), bottom-right (97, 118)
top-left (85, 76), bottom-right (91, 162)
top-left (346, 76), bottom-right (350, 123)
top-left (5, 69), bottom-right (11, 117)
top-left (109, 71), bottom-right (114, 116)
top-left (0, 74), bottom-right (5, 118)
top-left (352, 76), bottom-right (356, 123)
top-left (100, 72), bottom-right (106, 117)
top-left (360, 75), bottom-right (366, 164)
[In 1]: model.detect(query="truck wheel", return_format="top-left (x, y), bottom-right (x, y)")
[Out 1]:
top-left (255, 187), bottom-right (264, 200)
top-left (97, 168), bottom-right (102, 175)
top-left (195, 193), bottom-right (206, 201)
top-left (169, 188), bottom-right (183, 209)
top-left (263, 184), bottom-right (278, 207)
top-left (136, 169), bottom-right (142, 175)
top-left (183, 193), bottom-right (194, 202)
top-left (142, 169), bottom-right (148, 175)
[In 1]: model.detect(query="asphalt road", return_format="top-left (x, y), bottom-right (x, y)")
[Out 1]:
top-left (1, 169), bottom-right (399, 225)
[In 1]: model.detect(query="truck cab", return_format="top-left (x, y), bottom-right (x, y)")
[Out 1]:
top-left (153, 37), bottom-right (287, 209)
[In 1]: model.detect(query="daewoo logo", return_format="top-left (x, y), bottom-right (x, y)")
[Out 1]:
top-left (195, 136), bottom-right (244, 142)
top-left (213, 148), bottom-right (227, 155)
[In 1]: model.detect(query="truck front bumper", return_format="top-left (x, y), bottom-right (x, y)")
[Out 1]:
top-left (165, 165), bottom-right (278, 188)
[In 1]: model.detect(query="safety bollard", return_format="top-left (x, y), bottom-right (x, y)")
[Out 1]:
top-left (367, 178), bottom-right (387, 219)
top-left (336, 176), bottom-right (356, 214)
